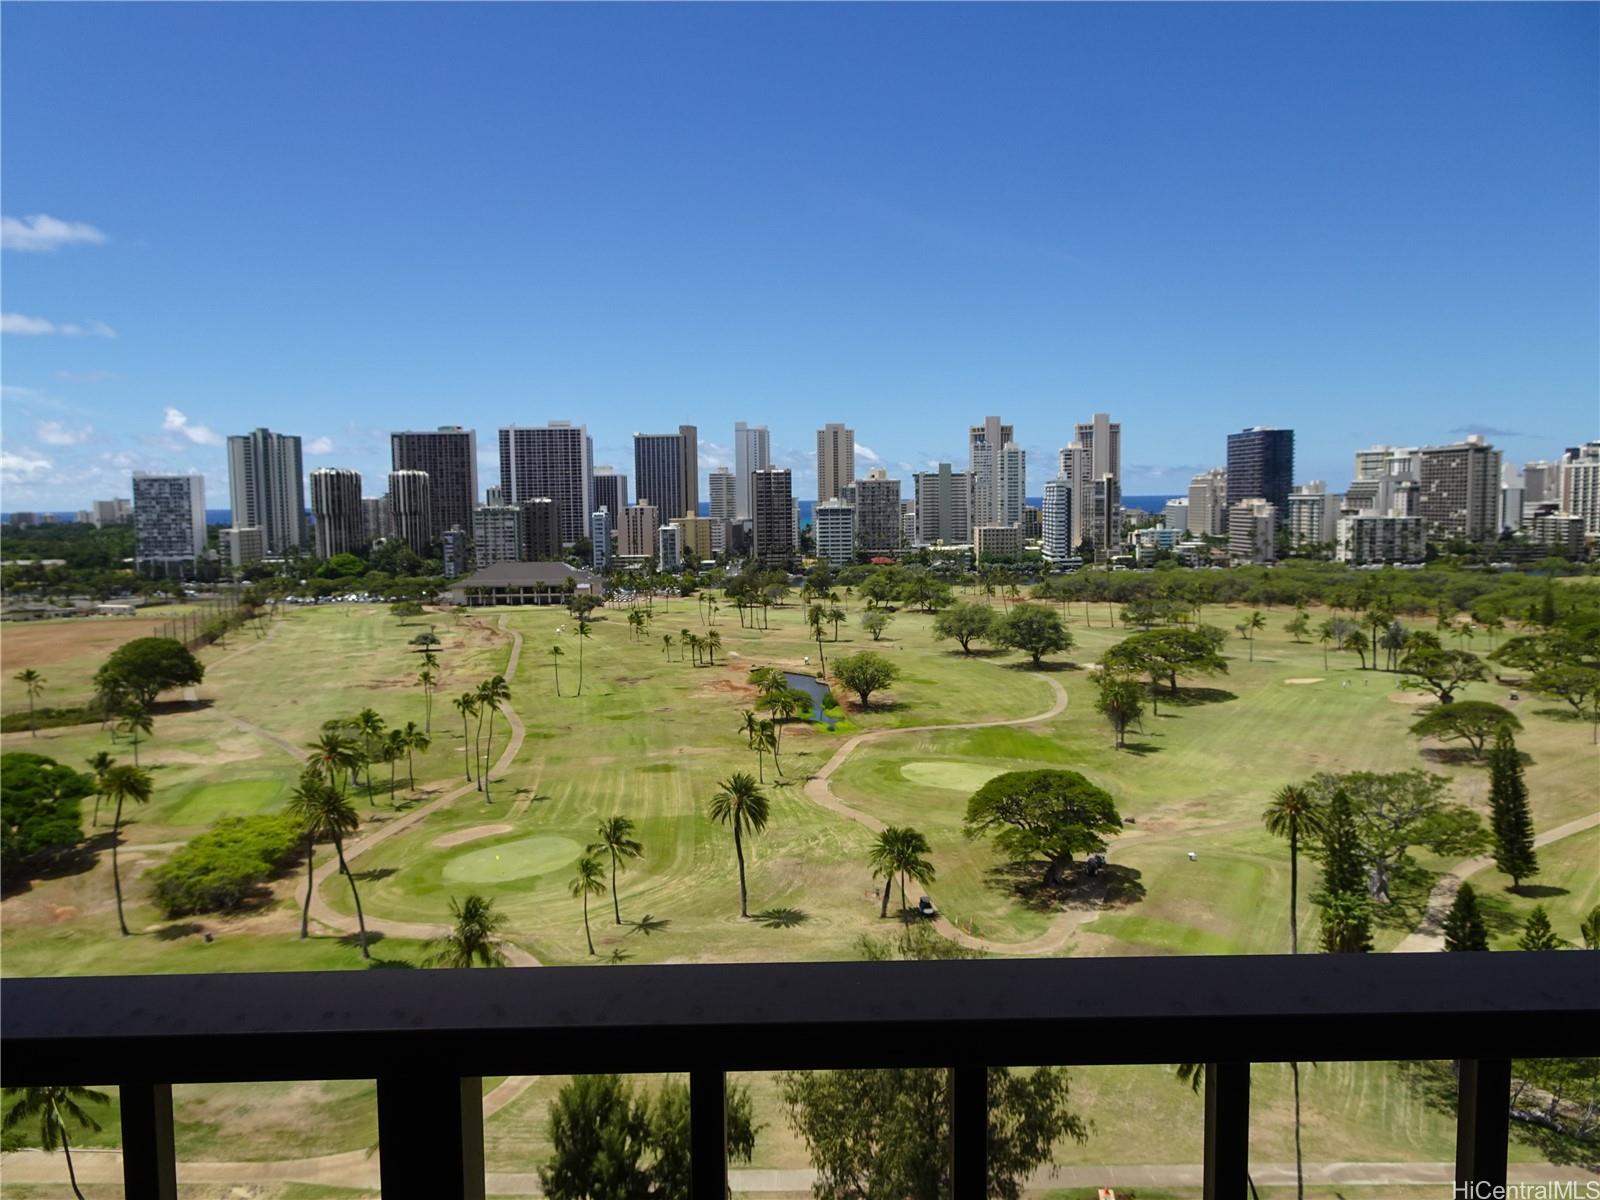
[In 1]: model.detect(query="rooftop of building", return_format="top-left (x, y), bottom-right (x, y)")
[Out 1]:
top-left (451, 561), bottom-right (600, 589)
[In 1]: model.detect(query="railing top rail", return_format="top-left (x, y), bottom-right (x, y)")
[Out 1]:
top-left (3, 953), bottom-right (1594, 1085)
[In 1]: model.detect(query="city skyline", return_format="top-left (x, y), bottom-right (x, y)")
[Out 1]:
top-left (2, 3), bottom-right (1596, 509)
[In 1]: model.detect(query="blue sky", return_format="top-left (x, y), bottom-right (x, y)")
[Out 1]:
top-left (2, 3), bottom-right (1595, 510)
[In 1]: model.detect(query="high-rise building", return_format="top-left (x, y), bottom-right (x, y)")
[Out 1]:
top-left (913, 464), bottom-right (971, 546)
top-left (1559, 441), bottom-right (1600, 536)
top-left (1522, 460), bottom-right (1557, 505)
top-left (590, 509), bottom-right (612, 571)
top-left (227, 427), bottom-right (306, 554)
top-left (1042, 477), bottom-right (1073, 564)
top-left (1500, 463), bottom-right (1526, 534)
top-left (472, 505), bottom-right (524, 568)
top-left (1226, 427), bottom-right (1294, 517)
top-left (1336, 513), bottom-right (1425, 565)
top-left (500, 423), bottom-right (592, 546)
top-left (708, 467), bottom-right (737, 523)
top-left (221, 526), bottom-right (265, 568)
top-left (733, 422), bottom-right (770, 522)
top-left (391, 427), bottom-right (478, 541)
top-left (854, 469), bottom-right (901, 555)
top-left (441, 527), bottom-right (470, 578)
top-left (484, 486), bottom-right (505, 507)
top-left (133, 473), bottom-right (207, 568)
top-left (1418, 436), bottom-right (1502, 542)
top-left (619, 503), bottom-right (660, 558)
top-left (814, 499), bottom-right (856, 566)
top-left (1286, 482), bottom-right (1343, 549)
top-left (816, 423), bottom-right (856, 503)
top-left (671, 515), bottom-right (718, 563)
top-left (1186, 468), bottom-right (1228, 537)
top-left (900, 501), bottom-right (918, 549)
top-left (996, 443), bottom-right (1026, 528)
top-left (752, 467), bottom-right (795, 566)
top-left (388, 469), bottom-right (433, 553)
top-left (1163, 498), bottom-right (1190, 530)
top-left (91, 498), bottom-right (133, 527)
top-left (1085, 476), bottom-right (1122, 557)
top-left (592, 467), bottom-right (627, 523)
top-left (1074, 413), bottom-right (1121, 489)
top-left (310, 468), bottom-right (365, 559)
top-left (521, 498), bottom-right (562, 561)
top-left (362, 496), bottom-right (395, 543)
top-left (1228, 499), bottom-right (1278, 565)
top-left (656, 524), bottom-right (682, 572)
top-left (1348, 446), bottom-right (1421, 517)
top-left (634, 427), bottom-right (697, 521)
top-left (967, 416), bottom-right (1014, 529)
top-left (1021, 505), bottom-right (1041, 541)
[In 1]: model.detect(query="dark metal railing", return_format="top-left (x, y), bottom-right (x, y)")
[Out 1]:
top-left (3, 952), bottom-right (1594, 1200)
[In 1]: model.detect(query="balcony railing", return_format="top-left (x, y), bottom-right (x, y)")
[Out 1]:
top-left (3, 952), bottom-right (1594, 1199)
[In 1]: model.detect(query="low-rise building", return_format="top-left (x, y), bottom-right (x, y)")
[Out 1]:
top-left (221, 525), bottom-right (265, 568)
top-left (973, 524), bottom-right (1024, 562)
top-left (1227, 499), bottom-right (1278, 565)
top-left (1336, 513), bottom-right (1426, 565)
top-left (1528, 512), bottom-right (1586, 557)
top-left (447, 561), bottom-right (603, 608)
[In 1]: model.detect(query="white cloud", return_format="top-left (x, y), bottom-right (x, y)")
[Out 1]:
top-left (1, 384), bottom-right (41, 399)
top-left (856, 443), bottom-right (881, 463)
top-left (306, 436), bottom-right (335, 455)
top-left (1, 214), bottom-right (108, 253)
top-left (698, 440), bottom-right (732, 470)
top-left (56, 369), bottom-right (120, 383)
top-left (36, 420), bottom-right (93, 446)
top-left (1, 312), bottom-right (116, 337)
top-left (0, 449), bottom-right (52, 479)
top-left (162, 407), bottom-right (224, 446)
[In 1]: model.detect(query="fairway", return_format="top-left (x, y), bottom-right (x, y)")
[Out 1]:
top-left (899, 760), bottom-right (1007, 792)
top-left (442, 835), bottom-right (585, 884)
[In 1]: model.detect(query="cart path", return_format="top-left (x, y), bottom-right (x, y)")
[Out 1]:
top-left (1394, 810), bottom-right (1600, 953)
top-left (306, 614), bottom-right (540, 967)
top-left (4, 1149), bottom-right (1591, 1193)
top-left (803, 671), bottom-right (1086, 955)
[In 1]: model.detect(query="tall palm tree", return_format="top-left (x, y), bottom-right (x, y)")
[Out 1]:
top-left (828, 606), bottom-right (847, 641)
top-left (709, 772), bottom-right (770, 918)
top-left (452, 693), bottom-right (478, 781)
top-left (102, 764), bottom-right (153, 936)
top-left (706, 630), bottom-right (722, 665)
top-left (477, 675), bottom-right (512, 799)
top-left (588, 816), bottom-right (645, 924)
top-left (84, 751), bottom-right (116, 828)
top-left (306, 731), bottom-right (362, 797)
top-left (290, 763), bottom-right (369, 958)
top-left (353, 709), bottom-right (386, 797)
top-left (570, 854), bottom-right (607, 955)
top-left (1246, 610), bottom-right (1266, 661)
top-left (400, 721), bottom-right (429, 788)
top-left (867, 826), bottom-right (937, 917)
top-left (662, 632), bottom-right (674, 658)
top-left (1262, 784), bottom-right (1322, 1200)
top-left (2, 1084), bottom-right (110, 1200)
top-left (575, 622), bottom-right (592, 696)
top-left (13, 668), bottom-right (45, 736)
top-left (382, 728), bottom-right (407, 805)
top-left (117, 702), bottom-right (153, 767)
top-left (549, 644), bottom-right (564, 696)
top-left (425, 894), bottom-right (510, 967)
top-left (416, 666), bottom-right (437, 735)
top-left (738, 709), bottom-right (760, 748)
top-left (286, 766), bottom-right (339, 939)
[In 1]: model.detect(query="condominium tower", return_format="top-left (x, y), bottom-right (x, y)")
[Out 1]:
top-left (591, 467), bottom-right (628, 524)
top-left (634, 425), bottom-right (698, 521)
top-left (390, 427), bottom-right (477, 542)
top-left (1225, 427), bottom-right (1294, 516)
top-left (387, 470), bottom-right (433, 554)
top-left (309, 467), bottom-right (365, 559)
top-left (752, 467), bottom-right (796, 566)
top-left (816, 423), bottom-right (856, 503)
top-left (227, 427), bottom-right (306, 554)
top-left (854, 469), bottom-right (901, 555)
top-left (500, 423), bottom-right (593, 546)
top-left (1418, 437), bottom-right (1502, 542)
top-left (733, 422), bottom-right (770, 522)
top-left (133, 472), bottom-right (207, 568)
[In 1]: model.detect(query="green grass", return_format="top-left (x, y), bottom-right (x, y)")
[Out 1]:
top-left (441, 834), bottom-right (585, 884)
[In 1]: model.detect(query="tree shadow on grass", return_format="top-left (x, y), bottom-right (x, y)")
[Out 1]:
top-left (752, 907), bottom-right (809, 929)
top-left (625, 914), bottom-right (671, 936)
top-left (1001, 659), bottom-right (1076, 673)
top-left (1507, 883), bottom-right (1571, 900)
top-left (985, 860), bottom-right (1146, 914)
top-left (350, 867), bottom-right (398, 883)
top-left (154, 922), bottom-right (206, 941)
top-left (1419, 747), bottom-right (1492, 768)
top-left (1118, 741), bottom-right (1162, 756)
top-left (1394, 1059), bottom-right (1600, 1172)
top-left (339, 930), bottom-right (387, 948)
top-left (1165, 686), bottom-right (1237, 706)
top-left (1467, 890), bottom-right (1525, 938)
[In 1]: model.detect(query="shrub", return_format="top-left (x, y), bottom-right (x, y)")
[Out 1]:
top-left (1, 752), bottom-right (91, 877)
top-left (148, 813), bottom-right (302, 917)
top-left (0, 704), bottom-right (105, 733)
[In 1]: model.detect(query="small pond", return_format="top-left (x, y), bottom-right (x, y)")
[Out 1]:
top-left (781, 670), bottom-right (836, 728)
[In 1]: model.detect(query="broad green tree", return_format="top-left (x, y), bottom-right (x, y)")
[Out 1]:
top-left (964, 770), bottom-right (1121, 887)
top-left (1, 1084), bottom-right (110, 1200)
top-left (832, 651), bottom-right (900, 709)
top-left (932, 602), bottom-right (996, 654)
top-left (1487, 727), bottom-right (1538, 889)
top-left (861, 610), bottom-right (892, 641)
top-left (426, 894), bottom-right (511, 967)
top-left (709, 772), bottom-right (770, 918)
top-left (102, 763), bottom-right (154, 936)
top-left (994, 604), bottom-right (1073, 666)
top-left (1408, 701), bottom-right (1520, 760)
top-left (1399, 647), bottom-right (1488, 705)
top-left (569, 854), bottom-right (607, 955)
top-left (588, 816), bottom-right (644, 924)
top-left (92, 637), bottom-right (203, 708)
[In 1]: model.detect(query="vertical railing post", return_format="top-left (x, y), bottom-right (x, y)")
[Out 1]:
top-left (690, 1067), bottom-right (728, 1199)
top-left (1455, 1058), bottom-right (1511, 1196)
top-left (1203, 1061), bottom-right (1250, 1200)
top-left (119, 1081), bottom-right (177, 1200)
top-left (950, 1063), bottom-right (988, 1199)
top-left (376, 1074), bottom-right (486, 1200)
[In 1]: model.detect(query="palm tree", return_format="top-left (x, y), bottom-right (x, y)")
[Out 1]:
top-left (867, 826), bottom-right (937, 918)
top-left (417, 666), bottom-right (438, 735)
top-left (759, 719), bottom-right (781, 778)
top-left (102, 763), bottom-right (153, 936)
top-left (588, 816), bottom-right (645, 924)
top-left (382, 728), bottom-right (406, 805)
top-left (679, 628), bottom-right (693, 664)
top-left (13, 668), bottom-right (45, 736)
top-left (828, 606), bottom-right (847, 640)
top-left (1246, 610), bottom-right (1266, 661)
top-left (1, 1084), bottom-right (110, 1200)
top-left (425, 894), bottom-right (510, 967)
top-left (738, 709), bottom-right (760, 748)
top-left (84, 751), bottom-right (116, 827)
top-left (291, 763), bottom-right (369, 958)
top-left (353, 708), bottom-right (386, 797)
top-left (570, 854), bottom-right (607, 955)
top-left (575, 622), bottom-right (592, 696)
top-left (477, 675), bottom-right (512, 797)
top-left (306, 731), bottom-right (362, 797)
top-left (400, 721), bottom-right (429, 788)
top-left (709, 772), bottom-right (770, 918)
top-left (706, 630), bottom-right (722, 665)
top-left (549, 644), bottom-right (564, 696)
top-left (662, 632), bottom-right (674, 658)
top-left (286, 766), bottom-right (341, 939)
top-left (117, 702), bottom-right (154, 767)
top-left (1315, 620), bottom-right (1337, 671)
top-left (452, 693), bottom-right (478, 781)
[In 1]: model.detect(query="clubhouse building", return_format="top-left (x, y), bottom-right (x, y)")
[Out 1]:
top-left (444, 561), bottom-right (604, 608)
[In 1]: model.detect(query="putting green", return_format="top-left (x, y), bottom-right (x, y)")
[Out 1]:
top-left (898, 761), bottom-right (1006, 792)
top-left (442, 835), bottom-right (584, 884)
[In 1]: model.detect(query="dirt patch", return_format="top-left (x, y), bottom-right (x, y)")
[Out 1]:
top-left (697, 677), bottom-right (759, 701)
top-left (432, 823), bottom-right (514, 849)
top-left (0, 613), bottom-right (190, 669)
top-left (1283, 677), bottom-right (1324, 685)
top-left (1388, 691), bottom-right (1432, 706)
top-left (49, 905), bottom-right (79, 922)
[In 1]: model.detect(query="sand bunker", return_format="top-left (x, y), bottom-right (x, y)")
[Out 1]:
top-left (432, 823), bottom-right (513, 849)
top-left (1283, 678), bottom-right (1324, 685)
top-left (900, 761), bottom-right (1007, 792)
